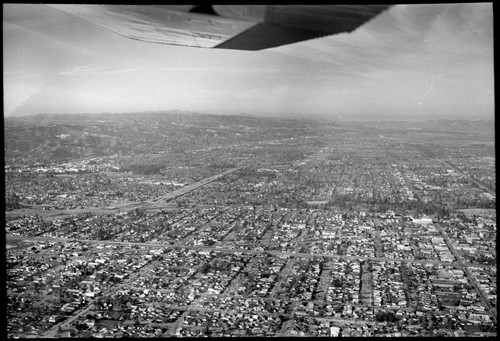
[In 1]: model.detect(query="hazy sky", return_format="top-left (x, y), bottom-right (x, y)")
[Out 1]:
top-left (3, 3), bottom-right (494, 120)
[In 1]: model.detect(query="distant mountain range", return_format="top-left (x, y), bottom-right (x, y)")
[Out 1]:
top-left (4, 110), bottom-right (339, 165)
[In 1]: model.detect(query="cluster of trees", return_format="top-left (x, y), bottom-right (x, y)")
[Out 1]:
top-left (50, 147), bottom-right (73, 160)
top-left (469, 252), bottom-right (496, 266)
top-left (325, 191), bottom-right (494, 215)
top-left (375, 310), bottom-right (398, 323)
top-left (199, 257), bottom-right (236, 274)
top-left (5, 191), bottom-right (21, 210)
top-left (119, 162), bottom-right (165, 175)
top-left (90, 227), bottom-right (113, 240)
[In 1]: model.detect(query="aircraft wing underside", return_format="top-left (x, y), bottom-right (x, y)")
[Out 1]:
top-left (46, 4), bottom-right (391, 51)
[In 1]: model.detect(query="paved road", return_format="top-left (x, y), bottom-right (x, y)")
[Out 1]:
top-left (41, 254), bottom-right (161, 337)
top-left (43, 304), bottom-right (94, 338)
top-left (438, 160), bottom-right (495, 196)
top-left (316, 316), bottom-right (385, 326)
top-left (435, 223), bottom-right (496, 324)
top-left (10, 226), bottom-right (496, 337)
top-left (7, 234), bottom-right (496, 269)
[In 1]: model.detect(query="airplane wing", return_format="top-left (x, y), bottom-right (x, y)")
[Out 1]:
top-left (46, 4), bottom-right (391, 51)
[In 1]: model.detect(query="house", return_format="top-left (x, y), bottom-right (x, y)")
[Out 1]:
top-left (49, 314), bottom-right (63, 323)
top-left (61, 303), bottom-right (76, 313)
top-left (330, 326), bottom-right (340, 337)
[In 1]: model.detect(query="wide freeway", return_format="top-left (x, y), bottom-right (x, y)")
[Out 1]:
top-left (5, 167), bottom-right (242, 218)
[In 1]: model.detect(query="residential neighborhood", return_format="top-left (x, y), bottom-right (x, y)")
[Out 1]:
top-left (5, 113), bottom-right (496, 338)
